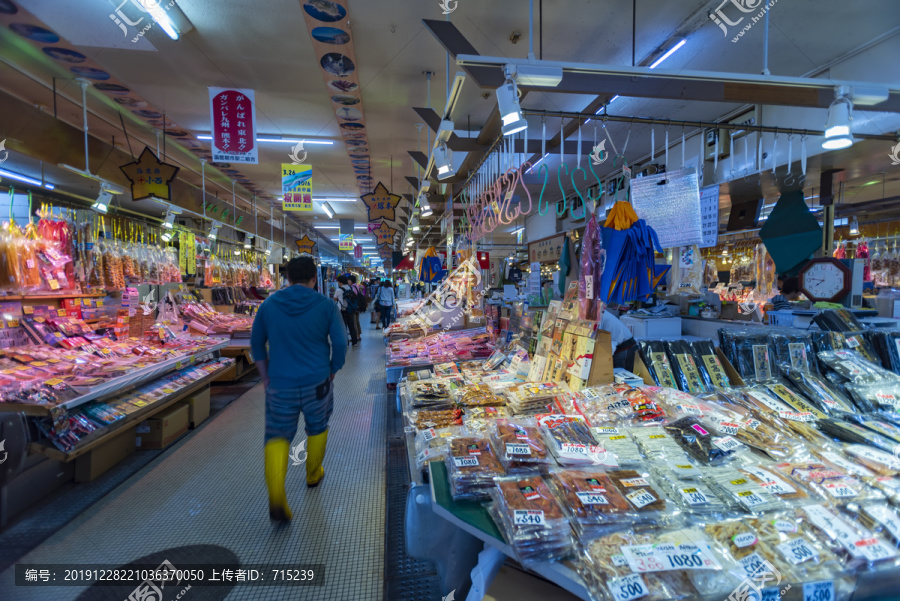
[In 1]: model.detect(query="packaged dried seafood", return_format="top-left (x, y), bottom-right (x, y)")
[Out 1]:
top-left (769, 331), bottom-right (818, 374)
top-left (462, 406), bottom-right (509, 434)
top-left (785, 368), bottom-right (858, 415)
top-left (705, 466), bottom-right (784, 513)
top-left (735, 464), bottom-right (814, 505)
top-left (665, 339), bottom-right (709, 394)
top-left (797, 503), bottom-right (898, 569)
top-left (536, 413), bottom-right (601, 466)
top-left (590, 426), bottom-right (644, 466)
top-left (454, 384), bottom-right (506, 407)
top-left (445, 436), bottom-right (505, 500)
top-left (628, 426), bottom-right (691, 462)
top-left (854, 503), bottom-right (900, 546)
top-left (842, 444), bottom-right (900, 477)
top-left (651, 465), bottom-right (731, 517)
top-left (489, 418), bottom-right (551, 472)
top-left (639, 340), bottom-right (679, 389)
top-left (689, 339), bottom-right (732, 389)
top-left (772, 462), bottom-right (884, 505)
top-left (546, 468), bottom-right (638, 536)
top-left (606, 468), bottom-right (667, 516)
top-left (412, 408), bottom-right (462, 430)
top-left (414, 425), bottom-right (464, 470)
top-left (818, 350), bottom-right (900, 385)
top-left (663, 416), bottom-right (745, 465)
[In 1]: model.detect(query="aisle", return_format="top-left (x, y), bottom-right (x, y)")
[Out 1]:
top-left (1, 317), bottom-right (388, 601)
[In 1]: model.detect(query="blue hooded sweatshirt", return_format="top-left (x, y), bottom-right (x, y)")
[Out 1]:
top-left (250, 284), bottom-right (347, 387)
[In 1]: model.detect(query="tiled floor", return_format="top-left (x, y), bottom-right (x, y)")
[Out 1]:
top-left (1, 316), bottom-right (389, 601)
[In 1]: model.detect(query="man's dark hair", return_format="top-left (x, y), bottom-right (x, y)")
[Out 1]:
top-left (349, 275), bottom-right (357, 284)
top-left (286, 256), bottom-right (317, 284)
top-left (781, 276), bottom-right (800, 295)
top-left (383, 281), bottom-right (393, 288)
top-left (337, 275), bottom-right (348, 285)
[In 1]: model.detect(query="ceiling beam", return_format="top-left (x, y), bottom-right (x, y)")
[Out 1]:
top-left (412, 107), bottom-right (484, 152)
top-left (408, 150), bottom-right (428, 170)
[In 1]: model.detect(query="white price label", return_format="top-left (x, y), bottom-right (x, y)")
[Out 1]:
top-left (719, 422), bottom-right (741, 436)
top-left (513, 509), bottom-right (545, 526)
top-left (846, 336), bottom-right (860, 349)
top-left (422, 428), bottom-right (438, 441)
top-left (733, 532), bottom-right (758, 548)
top-left (824, 482), bottom-right (858, 498)
top-left (777, 410), bottom-right (816, 422)
top-left (738, 552), bottom-right (769, 578)
top-left (611, 553), bottom-right (628, 567)
top-left (854, 537), bottom-right (897, 562)
top-left (737, 490), bottom-right (767, 507)
top-left (576, 491), bottom-right (609, 505)
top-left (626, 489), bottom-right (657, 509)
top-left (803, 581), bottom-right (834, 601)
top-left (744, 419), bottom-right (762, 430)
top-left (677, 404), bottom-right (703, 416)
top-left (820, 451), bottom-right (875, 477)
top-left (773, 519), bottom-right (797, 533)
top-left (561, 443), bottom-right (588, 455)
top-left (506, 444), bottom-right (531, 456)
top-left (609, 573), bottom-right (648, 601)
top-left (623, 542), bottom-right (718, 573)
top-left (777, 538), bottom-right (818, 565)
top-left (585, 274), bottom-right (594, 299)
top-left (741, 467), bottom-right (797, 495)
top-left (713, 436), bottom-right (741, 452)
top-left (595, 427), bottom-right (619, 434)
top-left (679, 487), bottom-right (710, 506)
top-left (875, 392), bottom-right (897, 405)
top-left (452, 456), bottom-right (479, 468)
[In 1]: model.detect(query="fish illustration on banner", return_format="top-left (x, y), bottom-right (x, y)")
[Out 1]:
top-left (119, 147), bottom-right (179, 202)
top-left (282, 164), bottom-right (313, 211)
top-left (208, 87), bottom-right (258, 164)
top-left (362, 182), bottom-right (402, 222)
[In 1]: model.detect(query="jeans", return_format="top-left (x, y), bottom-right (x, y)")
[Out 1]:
top-left (264, 378), bottom-right (334, 442)
top-left (380, 304), bottom-right (392, 328)
top-left (342, 310), bottom-right (359, 343)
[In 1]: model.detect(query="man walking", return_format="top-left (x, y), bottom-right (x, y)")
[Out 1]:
top-left (251, 256), bottom-right (347, 521)
top-left (334, 275), bottom-right (360, 345)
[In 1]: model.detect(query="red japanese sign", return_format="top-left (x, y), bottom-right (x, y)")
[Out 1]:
top-left (354, 244), bottom-right (363, 259)
top-left (209, 87), bottom-right (258, 164)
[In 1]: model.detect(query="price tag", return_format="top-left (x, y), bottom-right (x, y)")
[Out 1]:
top-left (737, 490), bottom-right (767, 507)
top-left (623, 542), bottom-right (718, 573)
top-left (777, 538), bottom-right (818, 565)
top-left (690, 424), bottom-right (709, 436)
top-left (648, 434), bottom-right (667, 439)
top-left (609, 435), bottom-right (627, 440)
top-left (30, 361), bottom-right (47, 367)
top-left (576, 491), bottom-right (609, 505)
top-left (846, 336), bottom-right (860, 349)
top-left (609, 573), bottom-right (648, 601)
top-left (668, 462), bottom-right (701, 478)
top-left (740, 467), bottom-right (797, 495)
top-left (854, 537), bottom-right (897, 562)
top-left (744, 419), bottom-right (762, 430)
top-left (679, 487), bottom-right (709, 506)
top-left (737, 552), bottom-right (768, 578)
top-left (875, 392), bottom-right (897, 405)
top-left (422, 428), bottom-right (437, 442)
top-left (713, 436), bottom-right (741, 452)
top-left (161, 388), bottom-right (176, 394)
top-left (175, 360), bottom-right (184, 370)
top-left (803, 580), bottom-right (834, 601)
top-left (626, 489), bottom-right (657, 509)
top-left (22, 306), bottom-right (33, 314)
top-left (561, 443), bottom-right (587, 455)
top-left (677, 404), bottom-right (703, 416)
top-left (5, 319), bottom-right (18, 328)
top-left (506, 444), bottom-right (531, 456)
top-left (777, 410), bottom-right (816, 422)
top-left (513, 509), bottom-right (545, 526)
top-left (452, 456), bottom-right (479, 468)
top-left (824, 482), bottom-right (858, 498)
top-left (719, 422), bottom-right (741, 436)
top-left (619, 477), bottom-right (649, 487)
top-left (48, 279), bottom-right (60, 290)
top-left (733, 532), bottom-right (758, 548)
top-left (610, 554), bottom-right (628, 567)
top-left (594, 427), bottom-right (619, 434)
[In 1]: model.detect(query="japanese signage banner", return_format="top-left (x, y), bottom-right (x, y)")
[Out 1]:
top-left (282, 164), bottom-right (313, 211)
top-left (339, 234), bottom-right (354, 251)
top-left (354, 244), bottom-right (363, 259)
top-left (209, 87), bottom-right (258, 164)
top-left (699, 184), bottom-right (720, 248)
top-left (120, 147), bottom-right (179, 202)
top-left (528, 233), bottom-right (567, 264)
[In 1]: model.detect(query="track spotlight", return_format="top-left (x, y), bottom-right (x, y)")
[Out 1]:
top-left (160, 230), bottom-right (173, 242)
top-left (850, 216), bottom-right (859, 235)
top-left (162, 210), bottom-right (178, 230)
top-left (92, 190), bottom-right (112, 214)
top-left (420, 195), bottom-right (433, 217)
top-left (496, 74), bottom-right (527, 136)
top-left (244, 235), bottom-right (254, 250)
top-left (208, 221), bottom-right (221, 241)
top-left (433, 143), bottom-right (455, 179)
top-left (823, 87), bottom-right (854, 150)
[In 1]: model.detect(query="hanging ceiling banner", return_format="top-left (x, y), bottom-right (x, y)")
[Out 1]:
top-left (339, 234), bottom-right (354, 251)
top-left (209, 87), bottom-right (258, 164)
top-left (362, 182), bottom-right (402, 222)
top-left (354, 244), bottom-right (363, 259)
top-left (295, 235), bottom-right (317, 255)
top-left (699, 185), bottom-right (720, 249)
top-left (372, 221), bottom-right (398, 246)
top-left (380, 244), bottom-right (394, 260)
top-left (119, 146), bottom-right (179, 202)
top-left (282, 164), bottom-right (313, 211)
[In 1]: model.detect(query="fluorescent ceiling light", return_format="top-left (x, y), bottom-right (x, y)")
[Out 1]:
top-left (0, 168), bottom-right (55, 189)
top-left (196, 135), bottom-right (333, 145)
top-left (322, 202), bottom-right (335, 218)
top-left (511, 227), bottom-right (524, 234)
top-left (146, 2), bottom-right (180, 40)
top-left (649, 39), bottom-right (686, 69)
top-left (312, 197), bottom-right (357, 202)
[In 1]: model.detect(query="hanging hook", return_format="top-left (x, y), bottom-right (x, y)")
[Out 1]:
top-left (569, 164), bottom-right (588, 219)
top-left (556, 163), bottom-right (569, 216)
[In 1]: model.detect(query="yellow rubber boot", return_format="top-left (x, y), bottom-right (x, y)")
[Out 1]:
top-left (306, 430), bottom-right (328, 487)
top-left (264, 438), bottom-right (292, 521)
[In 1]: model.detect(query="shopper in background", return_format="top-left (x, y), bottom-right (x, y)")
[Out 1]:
top-left (334, 275), bottom-right (361, 345)
top-left (600, 309), bottom-right (638, 370)
top-left (376, 280), bottom-right (395, 329)
top-left (771, 276), bottom-right (802, 310)
top-left (348, 275), bottom-right (365, 340)
top-left (251, 256), bottom-right (347, 521)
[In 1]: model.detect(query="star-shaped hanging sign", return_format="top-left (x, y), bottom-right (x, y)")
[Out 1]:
top-left (378, 243), bottom-right (393, 259)
top-left (371, 220), bottom-right (398, 245)
top-left (361, 182), bottom-right (402, 222)
top-left (295, 235), bottom-right (317, 255)
top-left (119, 146), bottom-right (180, 202)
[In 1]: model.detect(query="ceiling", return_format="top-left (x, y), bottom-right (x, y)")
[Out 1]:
top-left (0, 0), bottom-right (898, 258)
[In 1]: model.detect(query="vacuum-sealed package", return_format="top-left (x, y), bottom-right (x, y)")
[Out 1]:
top-left (769, 332), bottom-right (818, 374)
top-left (663, 416), bottom-right (745, 465)
top-left (589, 426), bottom-right (643, 466)
top-left (414, 425), bottom-right (465, 470)
top-left (797, 503), bottom-right (899, 569)
top-left (818, 419), bottom-right (897, 453)
top-left (819, 350), bottom-right (900, 385)
top-left (702, 409), bottom-right (796, 460)
top-left (772, 462), bottom-right (884, 505)
top-left (490, 418), bottom-right (552, 472)
top-left (638, 340), bottom-right (678, 389)
top-left (868, 330), bottom-right (900, 373)
top-left (489, 475), bottom-right (575, 565)
top-left (579, 527), bottom-right (742, 601)
top-left (462, 406), bottom-right (509, 435)
top-left (813, 308), bottom-right (865, 332)
top-left (650, 465), bottom-right (731, 517)
top-left (744, 386), bottom-right (795, 414)
top-left (841, 330), bottom-right (882, 365)
top-left (854, 503), bottom-right (900, 547)
top-left (765, 382), bottom-right (829, 421)
top-left (735, 464), bottom-right (813, 504)
top-left (705, 466), bottom-right (784, 513)
top-left (843, 444), bottom-right (900, 477)
top-left (785, 368), bottom-right (858, 415)
top-left (445, 436), bottom-right (506, 501)
top-left (732, 331), bottom-right (777, 382)
top-left (604, 469), bottom-right (669, 520)
top-left (704, 517), bottom-right (849, 595)
top-left (669, 245), bottom-right (704, 294)
top-left (665, 339), bottom-right (709, 394)
top-left (454, 384), bottom-right (507, 407)
top-left (689, 339), bottom-right (732, 389)
top-left (628, 425), bottom-right (691, 461)
top-left (536, 414), bottom-right (601, 466)
top-left (547, 468), bottom-right (653, 537)
top-left (851, 416), bottom-right (900, 445)
top-left (845, 380), bottom-right (900, 413)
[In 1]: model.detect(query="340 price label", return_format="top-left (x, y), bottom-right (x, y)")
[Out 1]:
top-left (513, 510), bottom-right (545, 526)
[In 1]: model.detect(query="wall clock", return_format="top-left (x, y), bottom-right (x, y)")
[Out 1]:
top-left (798, 258), bottom-right (851, 302)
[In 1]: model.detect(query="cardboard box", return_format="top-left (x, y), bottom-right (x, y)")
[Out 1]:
top-left (137, 403), bottom-right (189, 449)
top-left (185, 387), bottom-right (211, 428)
top-left (74, 426), bottom-right (136, 482)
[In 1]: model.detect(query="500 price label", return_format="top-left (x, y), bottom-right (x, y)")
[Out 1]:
top-left (803, 580), bottom-right (834, 601)
top-left (609, 573), bottom-right (648, 601)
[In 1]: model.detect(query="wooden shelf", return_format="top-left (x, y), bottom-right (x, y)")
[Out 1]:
top-left (28, 363), bottom-right (232, 463)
